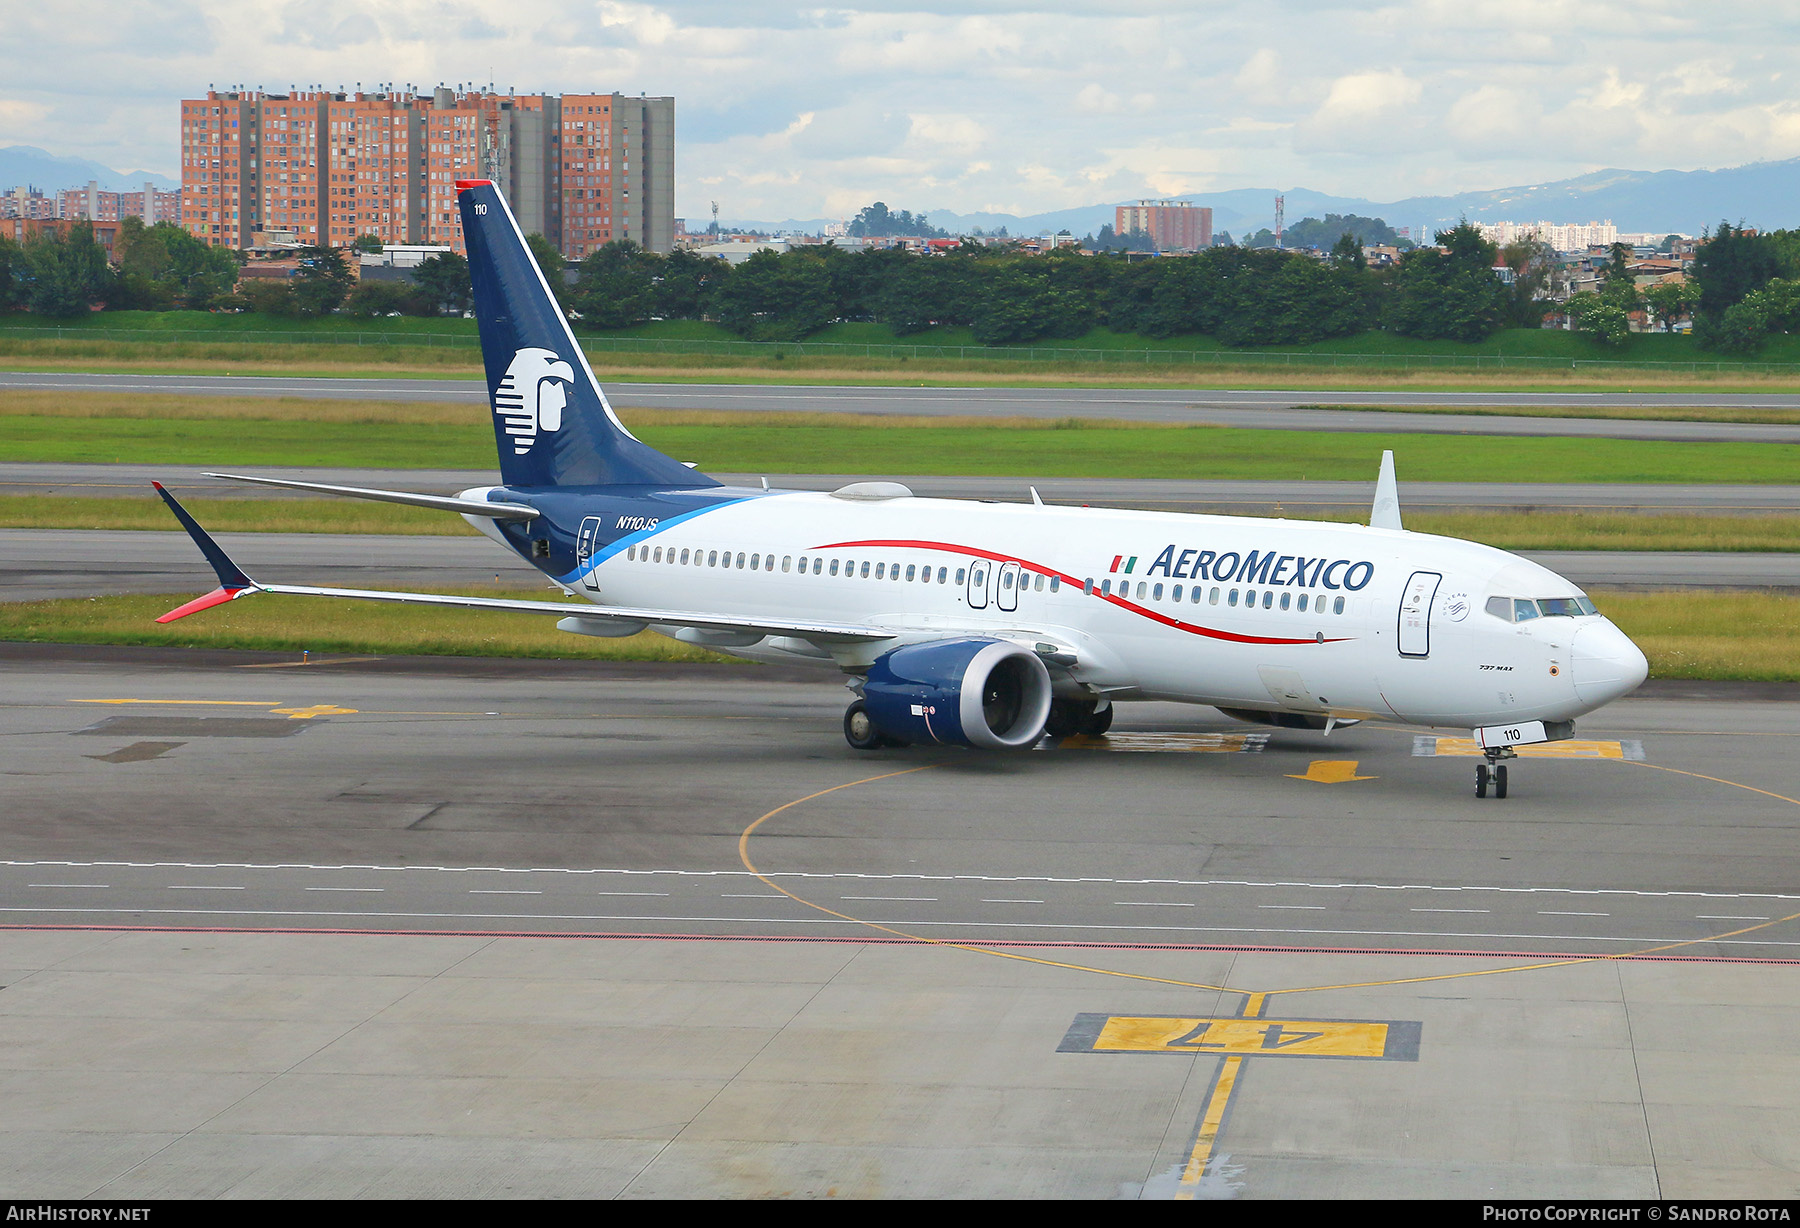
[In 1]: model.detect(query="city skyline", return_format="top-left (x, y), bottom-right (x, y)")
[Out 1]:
top-left (5, 2), bottom-right (1800, 224)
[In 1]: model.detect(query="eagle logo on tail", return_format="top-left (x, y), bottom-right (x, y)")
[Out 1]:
top-left (493, 347), bottom-right (575, 454)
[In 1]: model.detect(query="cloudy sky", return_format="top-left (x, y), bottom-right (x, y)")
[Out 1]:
top-left (7, 1), bottom-right (1800, 220)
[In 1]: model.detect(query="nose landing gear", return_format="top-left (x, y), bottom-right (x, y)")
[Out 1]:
top-left (1475, 747), bottom-right (1516, 799)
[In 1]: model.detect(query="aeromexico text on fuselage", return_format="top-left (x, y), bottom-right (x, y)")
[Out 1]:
top-left (1117, 545), bottom-right (1376, 590)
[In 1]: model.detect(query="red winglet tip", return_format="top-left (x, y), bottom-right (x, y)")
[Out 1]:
top-left (455, 178), bottom-right (493, 191)
top-left (156, 586), bottom-right (246, 624)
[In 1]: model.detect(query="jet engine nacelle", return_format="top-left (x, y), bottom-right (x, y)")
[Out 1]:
top-left (862, 638), bottom-right (1053, 750)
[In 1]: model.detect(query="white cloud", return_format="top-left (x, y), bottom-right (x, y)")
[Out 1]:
top-left (8, 2), bottom-right (1800, 221)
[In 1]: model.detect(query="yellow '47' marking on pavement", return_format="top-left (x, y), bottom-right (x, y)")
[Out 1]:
top-left (1060, 1014), bottom-right (1421, 1061)
top-left (1286, 759), bottom-right (1376, 783)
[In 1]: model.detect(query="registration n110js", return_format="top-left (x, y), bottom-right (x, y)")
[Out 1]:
top-left (153, 179), bottom-right (1648, 800)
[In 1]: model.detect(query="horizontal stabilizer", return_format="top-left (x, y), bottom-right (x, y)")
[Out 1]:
top-left (205, 472), bottom-right (538, 520)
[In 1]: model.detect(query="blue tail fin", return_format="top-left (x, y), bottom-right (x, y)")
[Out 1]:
top-left (456, 179), bottom-right (715, 490)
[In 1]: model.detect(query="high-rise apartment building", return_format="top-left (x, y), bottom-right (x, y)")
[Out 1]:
top-left (1116, 200), bottom-right (1213, 252)
top-left (179, 87), bottom-right (675, 257)
top-left (52, 182), bottom-right (180, 225)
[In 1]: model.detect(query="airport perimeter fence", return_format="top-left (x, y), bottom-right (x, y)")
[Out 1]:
top-left (5, 324), bottom-right (1800, 375)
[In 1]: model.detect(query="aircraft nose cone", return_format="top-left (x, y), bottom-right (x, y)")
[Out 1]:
top-left (1571, 620), bottom-right (1648, 706)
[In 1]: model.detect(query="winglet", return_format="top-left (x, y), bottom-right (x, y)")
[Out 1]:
top-left (1370, 450), bottom-right (1403, 531)
top-left (152, 482), bottom-right (257, 621)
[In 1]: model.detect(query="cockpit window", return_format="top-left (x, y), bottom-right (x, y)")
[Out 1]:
top-left (1488, 594), bottom-right (1600, 622)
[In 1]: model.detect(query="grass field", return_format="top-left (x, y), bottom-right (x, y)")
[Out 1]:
top-left (8, 315), bottom-right (1800, 392)
top-left (0, 590), bottom-right (733, 663)
top-left (5, 392), bottom-right (1800, 483)
top-left (11, 496), bottom-right (1800, 553)
top-left (0, 588), bottom-right (1791, 682)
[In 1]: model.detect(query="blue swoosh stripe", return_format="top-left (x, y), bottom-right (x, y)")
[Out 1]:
top-left (553, 494), bottom-right (763, 587)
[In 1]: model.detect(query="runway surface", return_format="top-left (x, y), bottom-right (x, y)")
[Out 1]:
top-left (10, 461), bottom-right (1800, 516)
top-left (6, 526), bottom-right (1795, 602)
top-left (2, 644), bottom-right (1797, 1197)
top-left (8, 369), bottom-right (1800, 442)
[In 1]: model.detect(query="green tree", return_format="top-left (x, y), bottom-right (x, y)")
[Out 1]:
top-left (288, 245), bottom-right (354, 315)
top-left (526, 233), bottom-right (567, 311)
top-left (1284, 213), bottom-right (1407, 250)
top-left (571, 240), bottom-right (658, 329)
top-left (1330, 232), bottom-right (1366, 271)
top-left (232, 277), bottom-right (296, 316)
top-left (1385, 222), bottom-right (1508, 342)
top-left (411, 252), bottom-right (472, 316)
top-left (1708, 277), bottom-right (1800, 353)
top-left (846, 202), bottom-right (945, 238)
top-left (0, 234), bottom-right (18, 310)
top-left (709, 248), bottom-right (837, 340)
top-left (1643, 280), bottom-right (1695, 333)
top-left (1497, 239), bottom-right (1561, 328)
top-left (1692, 221), bottom-right (1781, 332)
top-left (18, 222), bottom-right (114, 317)
top-left (342, 279), bottom-right (425, 317)
top-left (651, 247), bottom-right (730, 321)
top-left (351, 233), bottom-right (384, 254)
top-left (113, 218), bottom-right (240, 311)
top-left (1564, 291), bottom-right (1632, 346)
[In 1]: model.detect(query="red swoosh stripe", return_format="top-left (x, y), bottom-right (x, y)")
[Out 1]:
top-left (814, 538), bottom-right (1350, 647)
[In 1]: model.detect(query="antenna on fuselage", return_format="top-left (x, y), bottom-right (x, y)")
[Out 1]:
top-left (1371, 450), bottom-right (1403, 530)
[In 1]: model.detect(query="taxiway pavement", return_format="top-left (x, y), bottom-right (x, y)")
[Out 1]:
top-left (1, 645), bottom-right (1796, 1197)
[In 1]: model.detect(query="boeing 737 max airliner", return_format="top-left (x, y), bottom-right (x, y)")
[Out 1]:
top-left (153, 179), bottom-right (1649, 799)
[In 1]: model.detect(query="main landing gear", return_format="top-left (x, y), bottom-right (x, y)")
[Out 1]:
top-left (1045, 698), bottom-right (1113, 739)
top-left (1475, 747), bottom-right (1516, 799)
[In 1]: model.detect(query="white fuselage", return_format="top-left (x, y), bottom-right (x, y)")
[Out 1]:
top-left (553, 490), bottom-right (1646, 730)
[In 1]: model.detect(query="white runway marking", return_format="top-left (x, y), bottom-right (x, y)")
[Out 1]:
top-left (2, 906), bottom-right (1797, 948)
top-left (3, 861), bottom-right (1795, 903)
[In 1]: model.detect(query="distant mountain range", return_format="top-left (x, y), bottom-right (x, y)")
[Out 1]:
top-left (725, 158), bottom-right (1800, 241)
top-left (7, 139), bottom-right (1795, 241)
top-left (0, 146), bottom-right (179, 195)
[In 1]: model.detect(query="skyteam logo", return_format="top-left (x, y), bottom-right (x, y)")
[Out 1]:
top-left (493, 347), bottom-right (575, 454)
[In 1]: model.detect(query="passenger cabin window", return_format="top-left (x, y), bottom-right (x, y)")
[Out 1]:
top-left (1333, 596), bottom-right (1345, 614)
top-left (829, 559), bottom-right (840, 576)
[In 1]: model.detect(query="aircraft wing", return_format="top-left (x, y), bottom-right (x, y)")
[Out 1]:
top-left (150, 482), bottom-right (893, 644)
